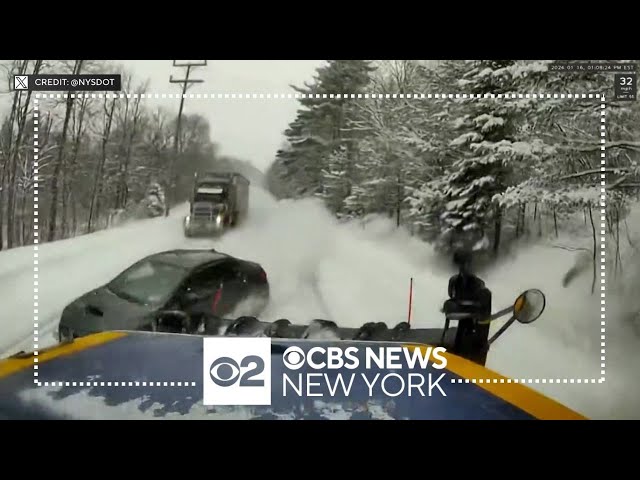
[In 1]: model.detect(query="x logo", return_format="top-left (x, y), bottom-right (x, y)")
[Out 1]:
top-left (14, 75), bottom-right (28, 90)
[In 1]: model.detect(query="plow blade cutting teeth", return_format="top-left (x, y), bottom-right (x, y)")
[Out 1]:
top-left (302, 319), bottom-right (340, 339)
top-left (265, 319), bottom-right (292, 337)
top-left (224, 316), bottom-right (263, 336)
top-left (200, 315), bottom-right (452, 347)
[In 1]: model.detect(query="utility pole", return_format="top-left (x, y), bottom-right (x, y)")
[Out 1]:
top-left (165, 60), bottom-right (207, 216)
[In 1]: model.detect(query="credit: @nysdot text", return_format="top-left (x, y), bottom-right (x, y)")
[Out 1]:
top-left (13, 74), bottom-right (121, 91)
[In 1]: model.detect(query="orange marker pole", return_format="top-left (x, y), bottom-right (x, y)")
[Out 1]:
top-left (408, 277), bottom-right (413, 325)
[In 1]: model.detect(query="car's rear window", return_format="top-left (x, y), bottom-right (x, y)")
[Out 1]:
top-left (108, 260), bottom-right (187, 306)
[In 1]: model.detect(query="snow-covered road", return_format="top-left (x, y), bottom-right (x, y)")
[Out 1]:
top-left (1, 186), bottom-right (639, 419)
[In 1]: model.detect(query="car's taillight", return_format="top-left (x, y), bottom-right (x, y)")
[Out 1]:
top-left (259, 269), bottom-right (267, 282)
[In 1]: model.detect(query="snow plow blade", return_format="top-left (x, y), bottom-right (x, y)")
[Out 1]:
top-left (203, 316), bottom-right (451, 343)
top-left (0, 329), bottom-right (586, 420)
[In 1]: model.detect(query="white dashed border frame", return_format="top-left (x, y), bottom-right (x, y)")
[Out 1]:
top-left (31, 92), bottom-right (606, 388)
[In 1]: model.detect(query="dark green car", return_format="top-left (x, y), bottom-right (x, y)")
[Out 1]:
top-left (58, 249), bottom-right (270, 341)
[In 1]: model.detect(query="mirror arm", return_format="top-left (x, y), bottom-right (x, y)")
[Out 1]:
top-left (488, 316), bottom-right (517, 345)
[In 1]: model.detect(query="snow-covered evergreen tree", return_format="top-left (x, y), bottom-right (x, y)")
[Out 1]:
top-left (270, 60), bottom-right (375, 207)
top-left (429, 61), bottom-right (523, 255)
top-left (348, 62), bottom-right (440, 226)
top-left (318, 145), bottom-right (351, 214)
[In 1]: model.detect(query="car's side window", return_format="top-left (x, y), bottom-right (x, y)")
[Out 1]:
top-left (235, 263), bottom-right (258, 282)
top-left (183, 266), bottom-right (223, 299)
top-left (220, 261), bottom-right (244, 282)
top-left (208, 261), bottom-right (242, 283)
top-left (169, 261), bottom-right (244, 311)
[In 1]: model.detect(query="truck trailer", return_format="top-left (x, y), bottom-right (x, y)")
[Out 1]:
top-left (183, 171), bottom-right (250, 237)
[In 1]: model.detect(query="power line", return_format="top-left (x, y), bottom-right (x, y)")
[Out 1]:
top-left (165, 60), bottom-right (207, 216)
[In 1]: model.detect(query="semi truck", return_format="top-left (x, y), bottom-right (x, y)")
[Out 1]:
top-left (183, 171), bottom-right (250, 237)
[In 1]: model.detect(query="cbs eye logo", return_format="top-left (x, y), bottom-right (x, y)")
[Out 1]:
top-left (209, 355), bottom-right (265, 387)
top-left (282, 346), bottom-right (305, 370)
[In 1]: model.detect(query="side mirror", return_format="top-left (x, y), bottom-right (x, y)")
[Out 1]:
top-left (513, 289), bottom-right (546, 324)
top-left (488, 289), bottom-right (546, 347)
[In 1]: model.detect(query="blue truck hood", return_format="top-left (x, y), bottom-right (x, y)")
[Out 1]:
top-left (0, 331), bottom-right (586, 420)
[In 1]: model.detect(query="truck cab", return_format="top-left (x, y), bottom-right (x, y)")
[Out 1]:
top-left (184, 172), bottom-right (250, 237)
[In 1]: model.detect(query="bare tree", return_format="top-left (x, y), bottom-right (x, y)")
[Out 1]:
top-left (61, 94), bottom-right (90, 237)
top-left (5, 60), bottom-right (42, 248)
top-left (87, 95), bottom-right (116, 233)
top-left (114, 78), bottom-right (147, 210)
top-left (46, 59), bottom-right (83, 242)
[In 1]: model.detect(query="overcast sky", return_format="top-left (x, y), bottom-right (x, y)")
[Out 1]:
top-left (116, 60), bottom-right (326, 172)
